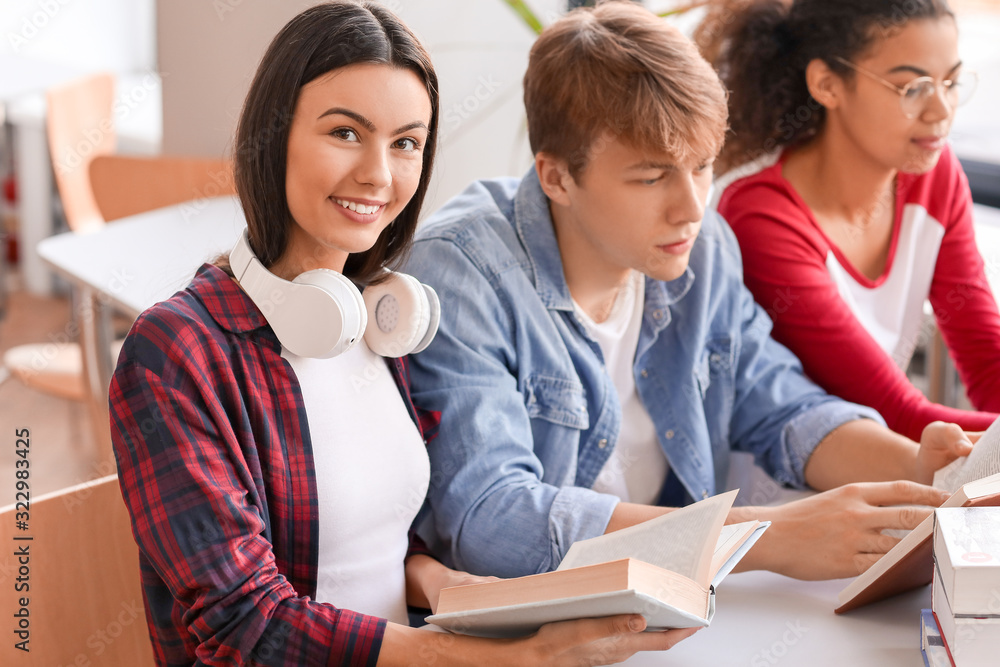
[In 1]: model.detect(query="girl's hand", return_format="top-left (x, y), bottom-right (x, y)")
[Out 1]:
top-left (516, 614), bottom-right (699, 666)
top-left (914, 421), bottom-right (977, 484)
top-left (380, 614), bottom-right (698, 666)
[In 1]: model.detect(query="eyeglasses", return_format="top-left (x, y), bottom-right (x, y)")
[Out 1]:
top-left (833, 56), bottom-right (978, 119)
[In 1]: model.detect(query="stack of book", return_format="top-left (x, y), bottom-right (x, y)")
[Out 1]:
top-left (925, 507), bottom-right (1000, 666)
top-left (837, 415), bottom-right (1000, 615)
top-left (920, 608), bottom-right (952, 667)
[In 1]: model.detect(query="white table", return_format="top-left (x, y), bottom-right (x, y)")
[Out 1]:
top-left (36, 195), bottom-right (245, 433)
top-left (37, 194), bottom-right (243, 317)
top-left (619, 570), bottom-right (929, 666)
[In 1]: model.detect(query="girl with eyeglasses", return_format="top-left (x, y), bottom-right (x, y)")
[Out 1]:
top-left (703, 0), bottom-right (1000, 441)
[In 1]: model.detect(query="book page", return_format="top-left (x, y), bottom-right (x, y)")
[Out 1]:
top-left (556, 489), bottom-right (738, 589)
top-left (934, 416), bottom-right (1000, 493)
top-left (711, 522), bottom-right (768, 589)
top-left (710, 521), bottom-right (759, 576)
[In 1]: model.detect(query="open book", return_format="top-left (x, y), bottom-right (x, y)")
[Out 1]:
top-left (836, 417), bottom-right (1000, 613)
top-left (426, 489), bottom-right (768, 637)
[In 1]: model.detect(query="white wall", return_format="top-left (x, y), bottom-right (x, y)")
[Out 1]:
top-left (1, 0), bottom-right (155, 74)
top-left (156, 0), bottom-right (313, 159)
top-left (394, 0), bottom-right (564, 213)
top-left (157, 0), bottom-right (565, 214)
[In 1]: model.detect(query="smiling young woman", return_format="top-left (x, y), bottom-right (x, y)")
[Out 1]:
top-left (106, 2), bottom-right (697, 665)
top-left (703, 0), bottom-right (1000, 441)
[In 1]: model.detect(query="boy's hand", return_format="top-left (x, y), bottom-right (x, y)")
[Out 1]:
top-left (738, 481), bottom-right (951, 580)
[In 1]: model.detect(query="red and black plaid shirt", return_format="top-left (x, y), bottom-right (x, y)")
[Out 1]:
top-left (110, 264), bottom-right (438, 667)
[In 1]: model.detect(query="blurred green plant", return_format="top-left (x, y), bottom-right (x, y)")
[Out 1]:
top-left (500, 0), bottom-right (545, 34)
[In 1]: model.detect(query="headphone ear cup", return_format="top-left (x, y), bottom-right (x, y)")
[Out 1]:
top-left (410, 283), bottom-right (440, 354)
top-left (363, 272), bottom-right (432, 357)
top-left (285, 269), bottom-right (367, 358)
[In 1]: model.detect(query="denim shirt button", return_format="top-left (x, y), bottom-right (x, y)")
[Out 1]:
top-left (640, 369), bottom-right (648, 378)
top-left (710, 353), bottom-right (722, 364)
top-left (664, 430), bottom-right (674, 439)
top-left (652, 310), bottom-right (663, 320)
top-left (598, 438), bottom-right (608, 449)
top-left (701, 490), bottom-right (709, 500)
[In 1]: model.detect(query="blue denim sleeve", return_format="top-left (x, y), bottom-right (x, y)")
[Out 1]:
top-left (405, 236), bottom-right (619, 577)
top-left (719, 221), bottom-right (885, 488)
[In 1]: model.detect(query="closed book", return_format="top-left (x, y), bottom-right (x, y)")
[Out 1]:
top-left (836, 473), bottom-right (1000, 613)
top-left (427, 489), bottom-right (767, 637)
top-left (934, 507), bottom-right (1000, 616)
top-left (932, 565), bottom-right (1000, 667)
top-left (920, 608), bottom-right (955, 667)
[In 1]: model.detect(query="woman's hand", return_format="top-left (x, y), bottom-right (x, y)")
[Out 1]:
top-left (515, 614), bottom-right (699, 666)
top-left (914, 421), bottom-right (978, 484)
top-left (379, 614), bottom-right (699, 666)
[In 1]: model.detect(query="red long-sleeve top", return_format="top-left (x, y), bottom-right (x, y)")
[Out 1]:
top-left (717, 146), bottom-right (1000, 441)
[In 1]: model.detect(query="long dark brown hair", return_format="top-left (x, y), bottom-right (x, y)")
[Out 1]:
top-left (231, 0), bottom-right (439, 284)
top-left (696, 0), bottom-right (953, 173)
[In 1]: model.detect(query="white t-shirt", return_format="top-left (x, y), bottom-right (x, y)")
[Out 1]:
top-left (282, 340), bottom-right (429, 625)
top-left (574, 271), bottom-right (668, 505)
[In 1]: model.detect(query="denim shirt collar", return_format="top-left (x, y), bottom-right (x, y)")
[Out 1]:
top-left (514, 167), bottom-right (574, 311)
top-left (513, 166), bottom-right (696, 319)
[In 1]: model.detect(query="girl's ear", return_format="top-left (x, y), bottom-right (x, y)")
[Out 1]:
top-left (805, 58), bottom-right (843, 110)
top-left (535, 152), bottom-right (573, 207)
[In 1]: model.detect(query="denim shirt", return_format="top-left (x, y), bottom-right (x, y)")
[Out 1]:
top-left (404, 168), bottom-right (882, 578)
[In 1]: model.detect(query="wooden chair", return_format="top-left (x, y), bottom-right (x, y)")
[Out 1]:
top-left (2, 74), bottom-right (235, 451)
top-left (46, 72), bottom-right (117, 234)
top-left (89, 154), bottom-right (235, 222)
top-left (2, 73), bottom-right (118, 406)
top-left (0, 474), bottom-right (154, 666)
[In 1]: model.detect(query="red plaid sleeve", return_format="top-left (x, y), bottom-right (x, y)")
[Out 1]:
top-left (111, 295), bottom-right (385, 666)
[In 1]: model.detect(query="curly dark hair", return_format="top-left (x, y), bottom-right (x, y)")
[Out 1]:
top-left (695, 0), bottom-right (953, 173)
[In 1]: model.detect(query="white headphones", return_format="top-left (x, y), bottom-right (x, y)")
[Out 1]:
top-left (229, 229), bottom-right (440, 359)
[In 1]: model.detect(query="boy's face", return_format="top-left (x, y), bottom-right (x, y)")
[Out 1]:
top-left (552, 135), bottom-right (713, 283)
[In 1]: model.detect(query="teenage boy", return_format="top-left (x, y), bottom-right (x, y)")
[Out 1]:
top-left (404, 1), bottom-right (969, 580)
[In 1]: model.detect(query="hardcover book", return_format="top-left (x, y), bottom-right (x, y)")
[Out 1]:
top-left (932, 565), bottom-right (1000, 666)
top-left (426, 489), bottom-right (767, 637)
top-left (836, 416), bottom-right (1000, 613)
top-left (933, 507), bottom-right (1000, 616)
